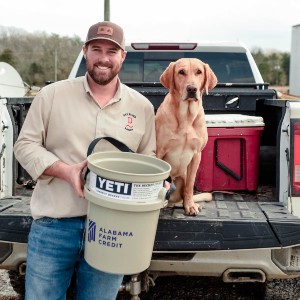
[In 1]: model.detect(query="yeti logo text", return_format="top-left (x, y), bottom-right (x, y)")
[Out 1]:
top-left (96, 176), bottom-right (132, 195)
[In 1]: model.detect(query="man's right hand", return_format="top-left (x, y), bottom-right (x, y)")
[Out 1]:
top-left (43, 160), bottom-right (88, 198)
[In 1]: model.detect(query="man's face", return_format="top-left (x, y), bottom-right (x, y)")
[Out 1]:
top-left (83, 39), bottom-right (126, 85)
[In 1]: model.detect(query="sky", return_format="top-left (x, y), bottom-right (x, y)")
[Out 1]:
top-left (0, 0), bottom-right (299, 52)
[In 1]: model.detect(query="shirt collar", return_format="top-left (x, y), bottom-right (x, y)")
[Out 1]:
top-left (83, 73), bottom-right (122, 104)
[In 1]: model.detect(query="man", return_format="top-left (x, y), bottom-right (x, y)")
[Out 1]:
top-left (14, 21), bottom-right (156, 300)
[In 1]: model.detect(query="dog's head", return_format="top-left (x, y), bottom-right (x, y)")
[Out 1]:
top-left (160, 58), bottom-right (217, 101)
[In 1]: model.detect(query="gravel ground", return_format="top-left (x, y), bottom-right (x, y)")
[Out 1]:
top-left (1, 270), bottom-right (300, 300)
top-left (0, 270), bottom-right (23, 300)
top-left (117, 276), bottom-right (300, 300)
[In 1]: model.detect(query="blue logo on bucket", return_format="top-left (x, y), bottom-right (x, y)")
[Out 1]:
top-left (88, 219), bottom-right (96, 242)
top-left (96, 175), bottom-right (132, 196)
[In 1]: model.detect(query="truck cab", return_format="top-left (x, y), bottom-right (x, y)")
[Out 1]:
top-left (70, 41), bottom-right (264, 84)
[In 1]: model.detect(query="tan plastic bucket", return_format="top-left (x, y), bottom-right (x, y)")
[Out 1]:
top-left (84, 152), bottom-right (171, 275)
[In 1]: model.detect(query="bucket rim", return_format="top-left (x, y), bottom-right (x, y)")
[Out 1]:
top-left (87, 151), bottom-right (171, 179)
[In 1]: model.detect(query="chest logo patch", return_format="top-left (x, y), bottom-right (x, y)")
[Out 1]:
top-left (123, 113), bottom-right (136, 131)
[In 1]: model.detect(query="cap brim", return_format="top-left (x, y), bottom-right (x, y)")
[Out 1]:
top-left (85, 37), bottom-right (124, 50)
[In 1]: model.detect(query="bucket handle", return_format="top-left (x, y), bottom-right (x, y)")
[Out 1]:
top-left (85, 137), bottom-right (171, 198)
top-left (87, 137), bottom-right (134, 157)
top-left (84, 137), bottom-right (134, 181)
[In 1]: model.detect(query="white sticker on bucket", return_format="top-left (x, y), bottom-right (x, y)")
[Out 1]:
top-left (89, 172), bottom-right (163, 201)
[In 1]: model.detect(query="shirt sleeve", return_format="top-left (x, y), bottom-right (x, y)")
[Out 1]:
top-left (13, 87), bottom-right (60, 180)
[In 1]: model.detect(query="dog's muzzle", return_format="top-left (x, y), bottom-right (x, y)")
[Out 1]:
top-left (186, 85), bottom-right (199, 101)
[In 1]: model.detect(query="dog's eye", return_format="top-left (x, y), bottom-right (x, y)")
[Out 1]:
top-left (179, 69), bottom-right (185, 75)
top-left (196, 69), bottom-right (202, 74)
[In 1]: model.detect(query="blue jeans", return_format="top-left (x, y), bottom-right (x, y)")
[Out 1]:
top-left (25, 217), bottom-right (124, 300)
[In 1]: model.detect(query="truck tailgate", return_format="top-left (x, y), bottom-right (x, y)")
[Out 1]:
top-left (1, 193), bottom-right (300, 250)
top-left (154, 193), bottom-right (300, 251)
top-left (0, 196), bottom-right (31, 243)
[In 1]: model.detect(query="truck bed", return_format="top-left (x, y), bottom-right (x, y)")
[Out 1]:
top-left (2, 86), bottom-right (300, 253)
top-left (155, 191), bottom-right (300, 251)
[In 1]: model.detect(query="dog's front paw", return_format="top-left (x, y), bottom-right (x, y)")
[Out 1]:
top-left (184, 200), bottom-right (201, 216)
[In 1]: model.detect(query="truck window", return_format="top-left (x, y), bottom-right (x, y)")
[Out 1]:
top-left (120, 52), bottom-right (255, 83)
top-left (75, 52), bottom-right (255, 84)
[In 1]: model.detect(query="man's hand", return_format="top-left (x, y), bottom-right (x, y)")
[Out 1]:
top-left (44, 160), bottom-right (88, 198)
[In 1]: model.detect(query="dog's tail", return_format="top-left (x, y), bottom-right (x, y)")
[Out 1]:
top-left (193, 192), bottom-right (213, 202)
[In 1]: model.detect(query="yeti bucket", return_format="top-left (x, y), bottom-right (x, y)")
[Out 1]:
top-left (84, 151), bottom-right (171, 275)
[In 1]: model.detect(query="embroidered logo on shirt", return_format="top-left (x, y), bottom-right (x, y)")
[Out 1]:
top-left (123, 113), bottom-right (136, 131)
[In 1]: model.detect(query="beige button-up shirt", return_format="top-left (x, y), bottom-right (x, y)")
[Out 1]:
top-left (14, 75), bottom-right (156, 219)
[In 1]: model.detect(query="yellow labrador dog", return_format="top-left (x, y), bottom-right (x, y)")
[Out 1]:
top-left (156, 58), bottom-right (217, 215)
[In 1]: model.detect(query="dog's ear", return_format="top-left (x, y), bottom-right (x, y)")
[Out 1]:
top-left (160, 62), bottom-right (175, 94)
top-left (203, 64), bottom-right (218, 95)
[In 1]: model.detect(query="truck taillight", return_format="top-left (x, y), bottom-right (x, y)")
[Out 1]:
top-left (292, 122), bottom-right (300, 194)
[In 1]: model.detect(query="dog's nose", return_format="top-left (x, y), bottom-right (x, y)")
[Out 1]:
top-left (186, 85), bottom-right (198, 99)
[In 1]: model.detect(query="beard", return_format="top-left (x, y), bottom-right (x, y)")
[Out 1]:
top-left (86, 60), bottom-right (122, 85)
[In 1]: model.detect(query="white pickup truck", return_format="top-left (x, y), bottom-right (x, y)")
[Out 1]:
top-left (1, 41), bottom-right (300, 298)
